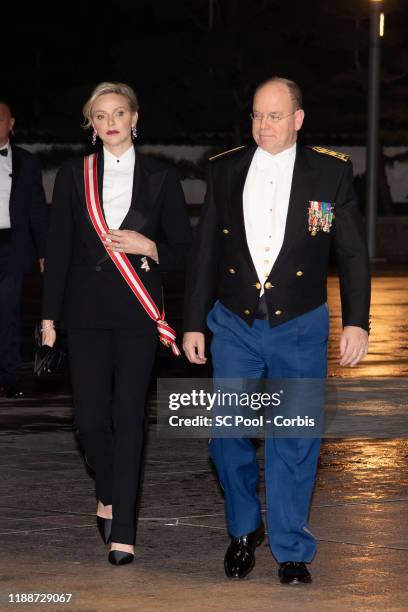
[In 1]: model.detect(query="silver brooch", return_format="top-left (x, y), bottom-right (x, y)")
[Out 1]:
top-left (141, 256), bottom-right (150, 272)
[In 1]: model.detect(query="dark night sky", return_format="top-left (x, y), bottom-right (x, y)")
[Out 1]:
top-left (3, 0), bottom-right (408, 145)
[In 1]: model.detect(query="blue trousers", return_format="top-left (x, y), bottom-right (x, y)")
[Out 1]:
top-left (207, 301), bottom-right (329, 563)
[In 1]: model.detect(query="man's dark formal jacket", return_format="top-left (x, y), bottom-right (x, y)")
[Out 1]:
top-left (42, 147), bottom-right (192, 328)
top-left (183, 144), bottom-right (371, 333)
top-left (7, 144), bottom-right (48, 272)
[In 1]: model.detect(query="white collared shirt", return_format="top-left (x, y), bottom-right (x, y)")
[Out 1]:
top-left (0, 141), bottom-right (12, 229)
top-left (103, 145), bottom-right (135, 229)
top-left (243, 143), bottom-right (296, 293)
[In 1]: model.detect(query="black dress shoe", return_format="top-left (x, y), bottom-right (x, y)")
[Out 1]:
top-left (96, 516), bottom-right (112, 544)
top-left (278, 562), bottom-right (312, 584)
top-left (224, 522), bottom-right (265, 579)
top-left (108, 550), bottom-right (134, 566)
top-left (4, 385), bottom-right (24, 399)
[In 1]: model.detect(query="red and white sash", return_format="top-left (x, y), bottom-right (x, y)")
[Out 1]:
top-left (84, 153), bottom-right (180, 356)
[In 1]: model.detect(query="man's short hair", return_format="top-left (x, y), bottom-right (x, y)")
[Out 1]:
top-left (0, 100), bottom-right (12, 115)
top-left (254, 77), bottom-right (303, 110)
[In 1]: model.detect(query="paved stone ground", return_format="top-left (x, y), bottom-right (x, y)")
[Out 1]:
top-left (0, 271), bottom-right (407, 611)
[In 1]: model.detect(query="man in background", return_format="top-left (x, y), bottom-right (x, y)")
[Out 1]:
top-left (0, 101), bottom-right (48, 398)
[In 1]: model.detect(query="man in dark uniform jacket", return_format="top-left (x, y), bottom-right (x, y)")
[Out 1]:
top-left (183, 77), bottom-right (370, 584)
top-left (0, 101), bottom-right (48, 397)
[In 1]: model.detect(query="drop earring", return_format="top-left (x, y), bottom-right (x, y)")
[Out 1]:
top-left (92, 130), bottom-right (97, 146)
top-left (131, 126), bottom-right (137, 140)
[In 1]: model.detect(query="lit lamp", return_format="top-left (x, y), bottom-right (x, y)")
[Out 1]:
top-left (379, 12), bottom-right (385, 37)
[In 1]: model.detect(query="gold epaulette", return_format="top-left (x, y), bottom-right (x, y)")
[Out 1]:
top-left (311, 146), bottom-right (350, 162)
top-left (209, 145), bottom-right (247, 161)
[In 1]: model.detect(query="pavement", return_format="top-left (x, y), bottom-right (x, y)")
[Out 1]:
top-left (0, 270), bottom-right (407, 611)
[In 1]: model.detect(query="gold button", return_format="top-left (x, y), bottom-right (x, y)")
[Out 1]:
top-left (296, 270), bottom-right (304, 277)
top-left (229, 268), bottom-right (236, 274)
top-left (255, 282), bottom-right (261, 290)
top-left (264, 260), bottom-right (269, 264)
top-left (244, 309), bottom-right (251, 315)
top-left (265, 282), bottom-right (273, 289)
top-left (264, 273), bottom-right (269, 278)
top-left (275, 310), bottom-right (282, 316)
top-left (223, 228), bottom-right (229, 234)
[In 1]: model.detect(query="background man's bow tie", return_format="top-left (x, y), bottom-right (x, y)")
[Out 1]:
top-left (0, 149), bottom-right (8, 157)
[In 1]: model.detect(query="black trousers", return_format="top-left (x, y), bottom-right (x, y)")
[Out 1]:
top-left (67, 328), bottom-right (157, 544)
top-left (0, 242), bottom-right (23, 387)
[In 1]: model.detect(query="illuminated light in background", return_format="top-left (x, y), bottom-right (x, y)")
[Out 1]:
top-left (379, 12), bottom-right (385, 37)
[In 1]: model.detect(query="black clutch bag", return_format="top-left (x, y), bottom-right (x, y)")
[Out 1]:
top-left (33, 323), bottom-right (66, 378)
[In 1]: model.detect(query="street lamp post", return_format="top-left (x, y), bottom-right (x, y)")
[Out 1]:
top-left (366, 0), bottom-right (383, 259)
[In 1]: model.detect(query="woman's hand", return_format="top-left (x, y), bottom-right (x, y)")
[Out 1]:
top-left (101, 230), bottom-right (158, 262)
top-left (41, 320), bottom-right (56, 347)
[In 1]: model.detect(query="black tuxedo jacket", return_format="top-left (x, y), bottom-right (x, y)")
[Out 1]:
top-left (183, 144), bottom-right (370, 332)
top-left (42, 146), bottom-right (192, 328)
top-left (6, 144), bottom-right (48, 273)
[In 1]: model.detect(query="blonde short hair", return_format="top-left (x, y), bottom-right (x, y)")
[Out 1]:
top-left (82, 82), bottom-right (139, 129)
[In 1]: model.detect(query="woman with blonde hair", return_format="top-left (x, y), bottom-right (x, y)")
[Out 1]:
top-left (41, 82), bottom-right (191, 565)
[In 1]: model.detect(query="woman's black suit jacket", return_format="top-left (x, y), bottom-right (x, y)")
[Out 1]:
top-left (42, 146), bottom-right (192, 329)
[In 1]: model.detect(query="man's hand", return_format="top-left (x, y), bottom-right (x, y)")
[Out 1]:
top-left (183, 332), bottom-right (207, 364)
top-left (39, 258), bottom-right (45, 273)
top-left (340, 326), bottom-right (368, 367)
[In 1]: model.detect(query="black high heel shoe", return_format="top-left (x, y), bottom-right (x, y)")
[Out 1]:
top-left (96, 516), bottom-right (112, 544)
top-left (108, 550), bottom-right (134, 566)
